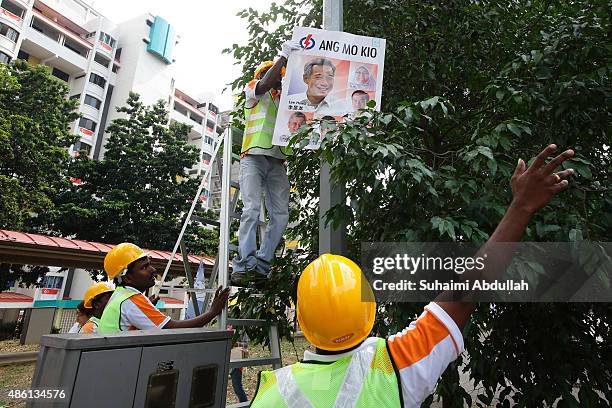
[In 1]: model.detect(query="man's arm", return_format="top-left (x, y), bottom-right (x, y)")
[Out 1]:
top-left (254, 57), bottom-right (286, 97)
top-left (436, 144), bottom-right (575, 329)
top-left (164, 286), bottom-right (230, 329)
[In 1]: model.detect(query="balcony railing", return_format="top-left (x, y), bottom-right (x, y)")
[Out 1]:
top-left (0, 6), bottom-right (23, 27)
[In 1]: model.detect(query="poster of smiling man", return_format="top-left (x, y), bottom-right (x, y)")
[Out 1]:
top-left (273, 26), bottom-right (386, 148)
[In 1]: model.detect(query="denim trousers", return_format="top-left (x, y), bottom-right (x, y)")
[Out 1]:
top-left (232, 154), bottom-right (289, 275)
top-left (230, 368), bottom-right (247, 402)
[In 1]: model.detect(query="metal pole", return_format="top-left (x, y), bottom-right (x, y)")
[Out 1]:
top-left (319, 0), bottom-right (347, 255)
top-left (155, 132), bottom-right (224, 296)
top-left (217, 126), bottom-right (233, 329)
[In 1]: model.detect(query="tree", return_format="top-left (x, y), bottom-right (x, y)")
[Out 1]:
top-left (53, 93), bottom-right (215, 257)
top-left (0, 60), bottom-right (79, 289)
top-left (225, 0), bottom-right (611, 405)
top-left (0, 60), bottom-right (79, 230)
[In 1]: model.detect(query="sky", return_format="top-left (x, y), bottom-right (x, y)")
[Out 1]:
top-left (88, 0), bottom-right (273, 111)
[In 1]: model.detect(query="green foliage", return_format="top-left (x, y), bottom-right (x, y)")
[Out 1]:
top-left (227, 0), bottom-right (611, 405)
top-left (0, 60), bottom-right (79, 230)
top-left (0, 60), bottom-right (79, 289)
top-left (52, 93), bottom-right (213, 256)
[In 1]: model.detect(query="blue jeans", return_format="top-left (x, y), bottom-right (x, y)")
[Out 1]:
top-left (232, 154), bottom-right (289, 275)
top-left (230, 368), bottom-right (247, 402)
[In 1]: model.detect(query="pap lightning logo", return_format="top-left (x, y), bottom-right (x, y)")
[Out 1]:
top-left (300, 34), bottom-right (316, 50)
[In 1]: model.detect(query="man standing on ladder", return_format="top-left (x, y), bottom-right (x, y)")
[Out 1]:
top-left (231, 40), bottom-right (302, 285)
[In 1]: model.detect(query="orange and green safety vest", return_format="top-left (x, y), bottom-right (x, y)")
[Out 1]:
top-left (251, 338), bottom-right (402, 407)
top-left (242, 91), bottom-right (293, 156)
top-left (98, 286), bottom-right (138, 334)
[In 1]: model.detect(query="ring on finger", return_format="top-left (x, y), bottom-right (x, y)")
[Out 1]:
top-left (553, 174), bottom-right (561, 183)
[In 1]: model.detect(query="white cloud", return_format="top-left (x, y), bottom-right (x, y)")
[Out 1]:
top-left (89, 0), bottom-right (273, 110)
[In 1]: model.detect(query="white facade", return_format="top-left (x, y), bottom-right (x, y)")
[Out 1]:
top-left (0, 0), bottom-right (221, 179)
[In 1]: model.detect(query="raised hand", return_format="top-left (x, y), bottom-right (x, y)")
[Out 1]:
top-left (510, 144), bottom-right (575, 214)
top-left (209, 286), bottom-right (231, 317)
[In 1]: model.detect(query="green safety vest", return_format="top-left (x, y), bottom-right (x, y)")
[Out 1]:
top-left (242, 91), bottom-right (293, 156)
top-left (98, 286), bottom-right (138, 334)
top-left (251, 338), bottom-right (402, 408)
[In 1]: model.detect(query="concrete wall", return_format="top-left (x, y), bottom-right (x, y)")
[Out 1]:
top-left (21, 307), bottom-right (56, 345)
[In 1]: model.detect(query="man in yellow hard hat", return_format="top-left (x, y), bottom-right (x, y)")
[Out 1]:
top-left (251, 145), bottom-right (575, 407)
top-left (80, 282), bottom-right (114, 334)
top-left (232, 39), bottom-right (302, 285)
top-left (99, 243), bottom-right (229, 333)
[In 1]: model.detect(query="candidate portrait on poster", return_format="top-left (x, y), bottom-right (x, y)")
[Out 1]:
top-left (273, 27), bottom-right (386, 148)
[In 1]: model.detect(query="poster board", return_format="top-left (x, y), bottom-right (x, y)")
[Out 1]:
top-left (272, 27), bottom-right (386, 149)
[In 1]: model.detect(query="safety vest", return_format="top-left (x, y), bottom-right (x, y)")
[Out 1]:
top-left (242, 91), bottom-right (293, 156)
top-left (251, 338), bottom-right (402, 408)
top-left (78, 316), bottom-right (100, 334)
top-left (98, 286), bottom-right (138, 334)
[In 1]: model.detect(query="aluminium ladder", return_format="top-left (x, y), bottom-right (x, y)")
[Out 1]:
top-left (156, 125), bottom-right (282, 408)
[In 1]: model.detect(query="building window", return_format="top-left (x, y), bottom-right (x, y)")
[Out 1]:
top-left (99, 32), bottom-right (116, 48)
top-left (191, 114), bottom-right (203, 124)
top-left (17, 49), bottom-right (29, 61)
top-left (94, 52), bottom-right (110, 68)
top-left (89, 73), bottom-right (106, 88)
top-left (63, 38), bottom-right (88, 57)
top-left (173, 103), bottom-right (188, 117)
top-left (111, 64), bottom-right (119, 73)
top-left (0, 51), bottom-right (10, 64)
top-left (1, 1), bottom-right (25, 20)
top-left (204, 136), bottom-right (214, 145)
top-left (114, 48), bottom-right (122, 61)
top-left (78, 117), bottom-right (97, 132)
top-left (74, 141), bottom-right (92, 155)
top-left (52, 67), bottom-right (70, 82)
top-left (0, 22), bottom-right (19, 42)
top-left (83, 94), bottom-right (101, 109)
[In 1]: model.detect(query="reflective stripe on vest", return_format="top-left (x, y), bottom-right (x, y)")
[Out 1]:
top-left (251, 338), bottom-right (401, 408)
top-left (242, 91), bottom-right (292, 156)
top-left (276, 366), bottom-right (314, 408)
top-left (333, 341), bottom-right (376, 408)
top-left (98, 287), bottom-right (138, 334)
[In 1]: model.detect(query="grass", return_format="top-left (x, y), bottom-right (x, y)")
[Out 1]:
top-left (0, 338), bottom-right (313, 407)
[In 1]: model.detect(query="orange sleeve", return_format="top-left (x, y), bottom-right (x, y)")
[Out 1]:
top-left (80, 322), bottom-right (95, 334)
top-left (129, 294), bottom-right (169, 326)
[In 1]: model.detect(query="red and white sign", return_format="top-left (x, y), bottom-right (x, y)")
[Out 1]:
top-left (69, 177), bottom-right (82, 185)
top-left (1, 8), bottom-right (22, 23)
top-left (39, 288), bottom-right (60, 300)
top-left (99, 41), bottom-right (112, 52)
top-left (206, 126), bottom-right (214, 134)
top-left (79, 127), bottom-right (94, 137)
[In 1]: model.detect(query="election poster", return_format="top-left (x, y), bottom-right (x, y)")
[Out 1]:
top-left (272, 27), bottom-right (386, 149)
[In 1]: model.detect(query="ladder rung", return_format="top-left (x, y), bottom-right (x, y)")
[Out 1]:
top-left (227, 402), bottom-right (250, 408)
top-left (227, 318), bottom-right (271, 327)
top-left (191, 216), bottom-right (220, 227)
top-left (229, 357), bottom-right (281, 369)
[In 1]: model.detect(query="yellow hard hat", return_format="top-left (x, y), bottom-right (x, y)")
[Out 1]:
top-left (83, 282), bottom-right (114, 308)
top-left (253, 61), bottom-right (286, 79)
top-left (297, 254), bottom-right (376, 351)
top-left (104, 243), bottom-right (149, 280)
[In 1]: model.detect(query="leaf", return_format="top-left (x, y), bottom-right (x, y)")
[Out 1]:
top-left (506, 123), bottom-right (522, 136)
top-left (569, 229), bottom-right (583, 242)
top-left (496, 90), bottom-right (504, 101)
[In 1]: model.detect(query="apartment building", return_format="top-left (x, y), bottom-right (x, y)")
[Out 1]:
top-left (0, 0), bottom-right (222, 313)
top-left (0, 0), bottom-right (221, 186)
